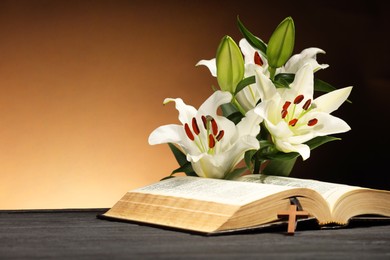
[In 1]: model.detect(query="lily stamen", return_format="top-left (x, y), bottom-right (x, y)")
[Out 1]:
top-left (186, 114), bottom-right (225, 153)
top-left (294, 95), bottom-right (304, 104)
top-left (302, 99), bottom-right (311, 110)
top-left (254, 52), bottom-right (263, 66)
top-left (184, 123), bottom-right (194, 141)
top-left (289, 118), bottom-right (298, 126)
top-left (283, 101), bottom-right (291, 110)
top-left (208, 134), bottom-right (216, 149)
top-left (211, 118), bottom-right (218, 135)
top-left (281, 96), bottom-right (319, 128)
top-left (308, 118), bottom-right (318, 126)
top-left (281, 101), bottom-right (291, 119)
top-left (216, 130), bottom-right (224, 141)
top-left (192, 117), bottom-right (200, 135)
top-left (281, 109), bottom-right (288, 119)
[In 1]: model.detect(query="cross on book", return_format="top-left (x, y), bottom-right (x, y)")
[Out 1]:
top-left (277, 204), bottom-right (309, 235)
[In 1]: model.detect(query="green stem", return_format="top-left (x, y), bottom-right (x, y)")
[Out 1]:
top-left (253, 151), bottom-right (261, 174)
top-left (232, 96), bottom-right (246, 115)
top-left (268, 66), bottom-right (276, 81)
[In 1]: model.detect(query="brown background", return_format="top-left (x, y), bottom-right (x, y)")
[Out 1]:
top-left (0, 0), bottom-right (389, 209)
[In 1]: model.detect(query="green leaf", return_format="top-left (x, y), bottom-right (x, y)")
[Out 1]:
top-left (216, 36), bottom-right (245, 94)
top-left (168, 143), bottom-right (188, 166)
top-left (237, 16), bottom-right (267, 56)
top-left (258, 124), bottom-right (270, 140)
top-left (259, 136), bottom-right (341, 161)
top-left (273, 73), bottom-right (293, 89)
top-left (264, 151), bottom-right (299, 161)
top-left (168, 143), bottom-right (197, 176)
top-left (221, 102), bottom-right (239, 117)
top-left (314, 78), bottom-right (336, 93)
top-left (262, 157), bottom-right (297, 176)
top-left (244, 149), bottom-right (257, 169)
top-left (234, 75), bottom-right (256, 95)
top-left (257, 141), bottom-right (287, 160)
top-left (170, 162), bottom-right (198, 177)
top-left (160, 175), bottom-right (175, 181)
top-left (274, 73), bottom-right (294, 83)
top-left (274, 73), bottom-right (337, 93)
top-left (184, 171), bottom-right (199, 177)
top-left (161, 169), bottom-right (198, 181)
top-left (171, 162), bottom-right (194, 175)
top-left (221, 103), bottom-right (243, 124)
top-left (227, 111), bottom-right (244, 125)
top-left (224, 167), bottom-right (248, 180)
top-left (305, 136), bottom-right (341, 150)
top-left (267, 17), bottom-right (295, 69)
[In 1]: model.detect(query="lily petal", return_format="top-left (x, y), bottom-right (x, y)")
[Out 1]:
top-left (149, 90), bottom-right (261, 179)
top-left (287, 63), bottom-right (314, 101)
top-left (314, 86), bottom-right (352, 113)
top-left (235, 84), bottom-right (260, 112)
top-left (274, 138), bottom-right (311, 160)
top-left (300, 112), bottom-right (351, 136)
top-left (164, 98), bottom-right (197, 125)
top-left (196, 58), bottom-right (217, 77)
top-left (148, 124), bottom-right (183, 145)
top-left (189, 135), bottom-right (259, 179)
top-left (198, 91), bottom-right (232, 118)
top-left (255, 67), bottom-right (278, 101)
top-left (285, 113), bottom-right (350, 148)
top-left (283, 47), bottom-right (329, 73)
top-left (237, 109), bottom-right (263, 137)
top-left (254, 63), bottom-right (351, 162)
top-left (239, 38), bottom-right (256, 64)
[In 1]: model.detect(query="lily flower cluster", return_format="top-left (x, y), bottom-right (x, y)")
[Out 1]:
top-left (148, 17), bottom-right (352, 180)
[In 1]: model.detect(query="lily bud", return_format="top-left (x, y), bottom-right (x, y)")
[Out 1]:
top-left (216, 36), bottom-right (245, 94)
top-left (266, 17), bottom-right (295, 70)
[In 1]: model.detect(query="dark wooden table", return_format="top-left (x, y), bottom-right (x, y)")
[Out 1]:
top-left (1, 209), bottom-right (389, 259)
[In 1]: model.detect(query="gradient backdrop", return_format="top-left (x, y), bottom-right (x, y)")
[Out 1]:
top-left (1, 0), bottom-right (389, 209)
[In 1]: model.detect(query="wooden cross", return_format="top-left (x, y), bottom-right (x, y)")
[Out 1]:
top-left (277, 204), bottom-right (309, 235)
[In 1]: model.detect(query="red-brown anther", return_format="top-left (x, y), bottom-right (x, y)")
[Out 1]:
top-left (281, 110), bottom-right (288, 119)
top-left (210, 118), bottom-right (218, 136)
top-left (192, 117), bottom-right (200, 135)
top-left (216, 130), bottom-right (224, 141)
top-left (289, 118), bottom-right (298, 126)
top-left (254, 52), bottom-right (263, 66)
top-left (201, 115), bottom-right (207, 129)
top-left (307, 118), bottom-right (318, 126)
top-left (302, 99), bottom-right (311, 110)
top-left (283, 101), bottom-right (291, 110)
top-left (294, 95), bottom-right (304, 104)
top-left (208, 134), bottom-right (216, 148)
top-left (184, 123), bottom-right (194, 141)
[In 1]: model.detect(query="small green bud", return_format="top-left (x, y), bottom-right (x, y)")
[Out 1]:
top-left (267, 17), bottom-right (295, 70)
top-left (216, 36), bottom-right (245, 94)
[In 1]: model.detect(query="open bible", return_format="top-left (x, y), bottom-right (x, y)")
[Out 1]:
top-left (101, 175), bottom-right (390, 234)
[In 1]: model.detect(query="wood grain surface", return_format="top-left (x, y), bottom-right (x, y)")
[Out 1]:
top-left (1, 209), bottom-right (389, 259)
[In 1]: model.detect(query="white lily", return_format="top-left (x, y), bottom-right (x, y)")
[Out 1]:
top-left (148, 90), bottom-right (262, 179)
top-left (254, 63), bottom-right (352, 160)
top-left (238, 38), bottom-right (329, 75)
top-left (196, 38), bottom-right (329, 112)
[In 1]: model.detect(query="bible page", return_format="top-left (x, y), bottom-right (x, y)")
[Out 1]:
top-left (238, 174), bottom-right (361, 211)
top-left (134, 176), bottom-right (300, 206)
